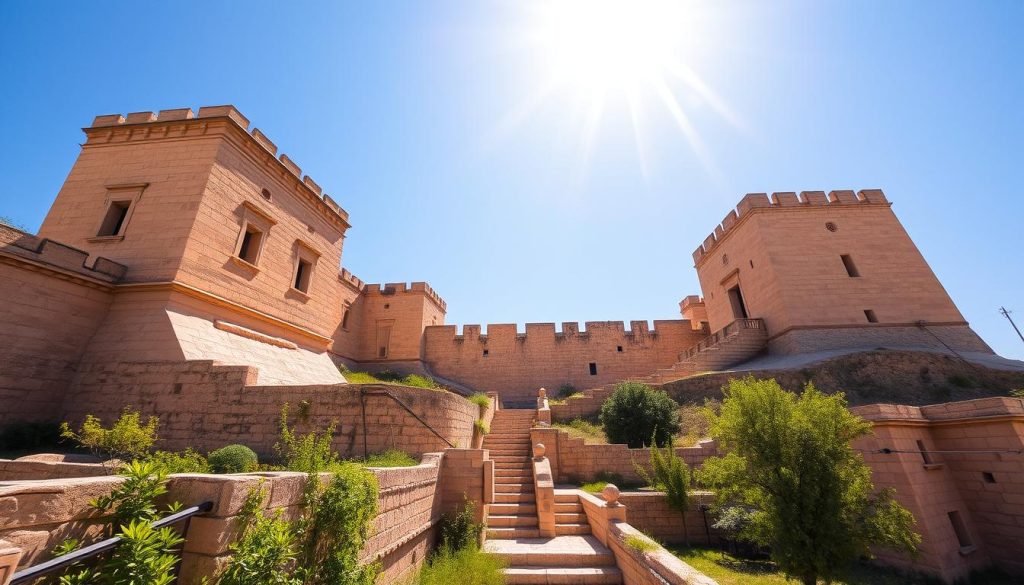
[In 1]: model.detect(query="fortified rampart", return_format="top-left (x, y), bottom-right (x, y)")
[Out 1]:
top-left (423, 320), bottom-right (706, 403)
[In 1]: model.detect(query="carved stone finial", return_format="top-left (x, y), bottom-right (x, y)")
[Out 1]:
top-left (533, 442), bottom-right (546, 458)
top-left (602, 483), bottom-right (620, 506)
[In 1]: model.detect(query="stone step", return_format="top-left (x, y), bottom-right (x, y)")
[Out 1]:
top-left (555, 512), bottom-right (587, 524)
top-left (555, 523), bottom-right (592, 536)
top-left (486, 527), bottom-right (541, 539)
top-left (502, 566), bottom-right (623, 584)
top-left (489, 503), bottom-right (537, 515)
top-left (496, 483), bottom-right (534, 494)
top-left (555, 502), bottom-right (582, 513)
top-left (488, 514), bottom-right (540, 528)
top-left (555, 493), bottom-right (581, 503)
top-left (496, 473), bottom-right (533, 482)
top-left (494, 493), bottom-right (535, 503)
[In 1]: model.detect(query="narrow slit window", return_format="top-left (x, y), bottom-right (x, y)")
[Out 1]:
top-left (482, 349), bottom-right (489, 357)
top-left (947, 511), bottom-right (973, 548)
top-left (589, 362), bottom-right (597, 375)
top-left (238, 225), bottom-right (263, 264)
top-left (841, 254), bottom-right (860, 277)
top-left (982, 472), bottom-right (996, 484)
top-left (293, 258), bottom-right (312, 293)
top-left (864, 310), bottom-right (878, 323)
top-left (917, 440), bottom-right (934, 465)
top-left (341, 309), bottom-right (350, 330)
top-left (97, 201), bottom-right (132, 237)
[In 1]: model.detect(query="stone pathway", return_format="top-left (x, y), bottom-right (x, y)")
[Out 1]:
top-left (483, 409), bottom-right (623, 584)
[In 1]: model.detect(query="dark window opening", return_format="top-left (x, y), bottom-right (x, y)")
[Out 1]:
top-left (727, 285), bottom-right (749, 319)
top-left (482, 349), bottom-right (489, 357)
top-left (749, 260), bottom-right (754, 268)
top-left (864, 309), bottom-right (878, 323)
top-left (294, 258), bottom-right (312, 293)
top-left (589, 362), bottom-right (597, 375)
top-left (947, 511), bottom-right (973, 548)
top-left (238, 226), bottom-right (263, 264)
top-left (841, 254), bottom-right (860, 277)
top-left (97, 201), bottom-right (131, 237)
top-left (917, 440), bottom-right (934, 465)
top-left (982, 472), bottom-right (996, 484)
top-left (260, 188), bottom-right (272, 201)
top-left (341, 309), bottom-right (350, 329)
top-left (384, 303), bottom-right (390, 309)
top-left (616, 346), bottom-right (623, 352)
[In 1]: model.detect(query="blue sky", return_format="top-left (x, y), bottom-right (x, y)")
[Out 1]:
top-left (1, 1), bottom-right (1021, 360)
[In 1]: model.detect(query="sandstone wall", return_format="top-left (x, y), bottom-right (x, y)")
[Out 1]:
top-left (424, 321), bottom-right (705, 403)
top-left (0, 226), bottom-right (123, 424)
top-left (61, 360), bottom-right (478, 457)
top-left (617, 491), bottom-right (718, 545)
top-left (0, 455), bottom-right (453, 584)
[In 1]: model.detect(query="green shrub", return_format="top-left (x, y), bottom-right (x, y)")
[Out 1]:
top-left (341, 371), bottom-right (380, 384)
top-left (1011, 388), bottom-right (1024, 399)
top-left (0, 421), bottom-right (63, 453)
top-left (221, 485), bottom-right (300, 585)
top-left (600, 382), bottom-right (681, 448)
top-left (402, 374), bottom-right (439, 388)
top-left (209, 445), bottom-right (259, 474)
top-left (93, 460), bottom-right (177, 527)
top-left (438, 499), bottom-right (483, 553)
top-left (275, 403), bottom-right (338, 473)
top-left (556, 383), bottom-right (578, 399)
top-left (635, 432), bottom-right (692, 545)
top-left (60, 408), bottom-right (159, 462)
top-left (103, 519), bottom-right (184, 585)
top-left (376, 369), bottom-right (403, 382)
top-left (362, 449), bottom-right (418, 468)
top-left (474, 419), bottom-right (490, 436)
top-left (468, 394), bottom-right (491, 409)
top-left (147, 448), bottom-right (210, 474)
top-left (415, 546), bottom-right (505, 585)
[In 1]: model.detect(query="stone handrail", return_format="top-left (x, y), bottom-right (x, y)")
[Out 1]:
top-left (532, 443), bottom-right (556, 538)
top-left (679, 318), bottom-right (765, 360)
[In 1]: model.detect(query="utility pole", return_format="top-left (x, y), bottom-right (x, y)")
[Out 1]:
top-left (1000, 307), bottom-right (1024, 345)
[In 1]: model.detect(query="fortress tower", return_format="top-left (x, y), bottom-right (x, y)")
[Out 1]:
top-left (692, 190), bottom-right (991, 355)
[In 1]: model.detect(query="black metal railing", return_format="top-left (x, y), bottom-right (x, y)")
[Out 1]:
top-left (10, 501), bottom-right (213, 584)
top-left (359, 387), bottom-right (455, 458)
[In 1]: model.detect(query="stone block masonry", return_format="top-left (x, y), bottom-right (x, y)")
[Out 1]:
top-left (60, 360), bottom-right (480, 458)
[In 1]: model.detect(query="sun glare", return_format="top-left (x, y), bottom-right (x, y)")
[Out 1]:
top-left (538, 0), bottom-right (687, 94)
top-left (501, 0), bottom-right (738, 181)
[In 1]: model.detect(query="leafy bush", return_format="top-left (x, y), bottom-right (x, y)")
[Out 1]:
top-left (103, 519), bottom-right (184, 585)
top-left (0, 421), bottom-right (63, 453)
top-left (362, 449), bottom-right (418, 468)
top-left (209, 445), bottom-right (259, 473)
top-left (556, 383), bottom-right (578, 398)
top-left (94, 460), bottom-right (176, 528)
top-left (146, 448), bottom-right (210, 474)
top-left (438, 500), bottom-right (483, 553)
top-left (221, 485), bottom-right (300, 585)
top-left (275, 403), bottom-right (339, 473)
top-left (415, 546), bottom-right (505, 585)
top-left (468, 394), bottom-right (491, 409)
top-left (599, 382), bottom-right (680, 448)
top-left (60, 408), bottom-right (159, 462)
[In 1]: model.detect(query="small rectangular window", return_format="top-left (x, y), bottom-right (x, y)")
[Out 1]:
top-left (293, 258), bottom-right (312, 293)
top-left (947, 511), bottom-right (973, 548)
top-left (917, 440), bottom-right (933, 465)
top-left (97, 201), bottom-right (131, 237)
top-left (238, 225), bottom-right (263, 264)
top-left (982, 472), bottom-right (996, 484)
top-left (616, 346), bottom-right (623, 352)
top-left (864, 310), bottom-right (878, 323)
top-left (482, 349), bottom-right (489, 357)
top-left (841, 254), bottom-right (860, 277)
top-left (589, 363), bottom-right (597, 376)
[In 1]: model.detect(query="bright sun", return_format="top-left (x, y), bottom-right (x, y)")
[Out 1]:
top-left (508, 0), bottom-right (737, 179)
top-left (537, 0), bottom-right (687, 94)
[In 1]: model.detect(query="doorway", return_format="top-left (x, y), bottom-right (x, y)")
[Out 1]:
top-left (727, 285), bottom-right (749, 320)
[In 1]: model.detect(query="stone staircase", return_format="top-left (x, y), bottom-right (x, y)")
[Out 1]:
top-left (551, 318), bottom-right (768, 420)
top-left (485, 409), bottom-right (540, 538)
top-left (483, 410), bottom-right (623, 584)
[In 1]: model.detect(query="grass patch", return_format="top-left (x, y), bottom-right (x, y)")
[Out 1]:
top-left (580, 471), bottom-right (644, 494)
top-left (625, 534), bottom-right (659, 553)
top-left (414, 546), bottom-right (506, 585)
top-left (552, 418), bottom-right (606, 443)
top-left (341, 368), bottom-right (446, 390)
top-left (469, 394), bottom-right (491, 409)
top-left (676, 400), bottom-right (717, 447)
top-left (474, 419), bottom-right (490, 435)
top-left (668, 546), bottom-right (1007, 584)
top-left (360, 449), bottom-right (418, 468)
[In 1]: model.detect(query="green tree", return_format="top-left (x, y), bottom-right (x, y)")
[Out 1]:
top-left (636, 432), bottom-right (693, 545)
top-left (698, 377), bottom-right (919, 585)
top-left (600, 382), bottom-right (681, 448)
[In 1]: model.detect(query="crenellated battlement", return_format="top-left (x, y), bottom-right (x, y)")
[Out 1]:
top-left (692, 189), bottom-right (889, 264)
top-left (0, 224), bottom-right (126, 283)
top-left (86, 106), bottom-right (350, 227)
top-left (363, 281), bottom-right (447, 311)
top-left (338, 268), bottom-right (365, 291)
top-left (425, 319), bottom-right (690, 343)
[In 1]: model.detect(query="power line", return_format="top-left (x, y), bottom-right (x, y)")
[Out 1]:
top-left (1000, 306), bottom-right (1024, 345)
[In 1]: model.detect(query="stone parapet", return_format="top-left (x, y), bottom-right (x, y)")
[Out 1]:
top-left (0, 224), bottom-right (126, 283)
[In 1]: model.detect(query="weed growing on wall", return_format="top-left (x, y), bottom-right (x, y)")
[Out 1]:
top-left (416, 500), bottom-right (501, 585)
top-left (468, 393), bottom-right (491, 409)
top-left (635, 432), bottom-right (693, 546)
top-left (220, 485), bottom-right (300, 585)
top-left (60, 408), bottom-right (159, 463)
top-left (438, 499), bottom-right (483, 552)
top-left (275, 403), bottom-right (339, 473)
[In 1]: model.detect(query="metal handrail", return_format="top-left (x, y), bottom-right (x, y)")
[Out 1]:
top-left (360, 387), bottom-right (456, 457)
top-left (10, 501), bottom-right (214, 584)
